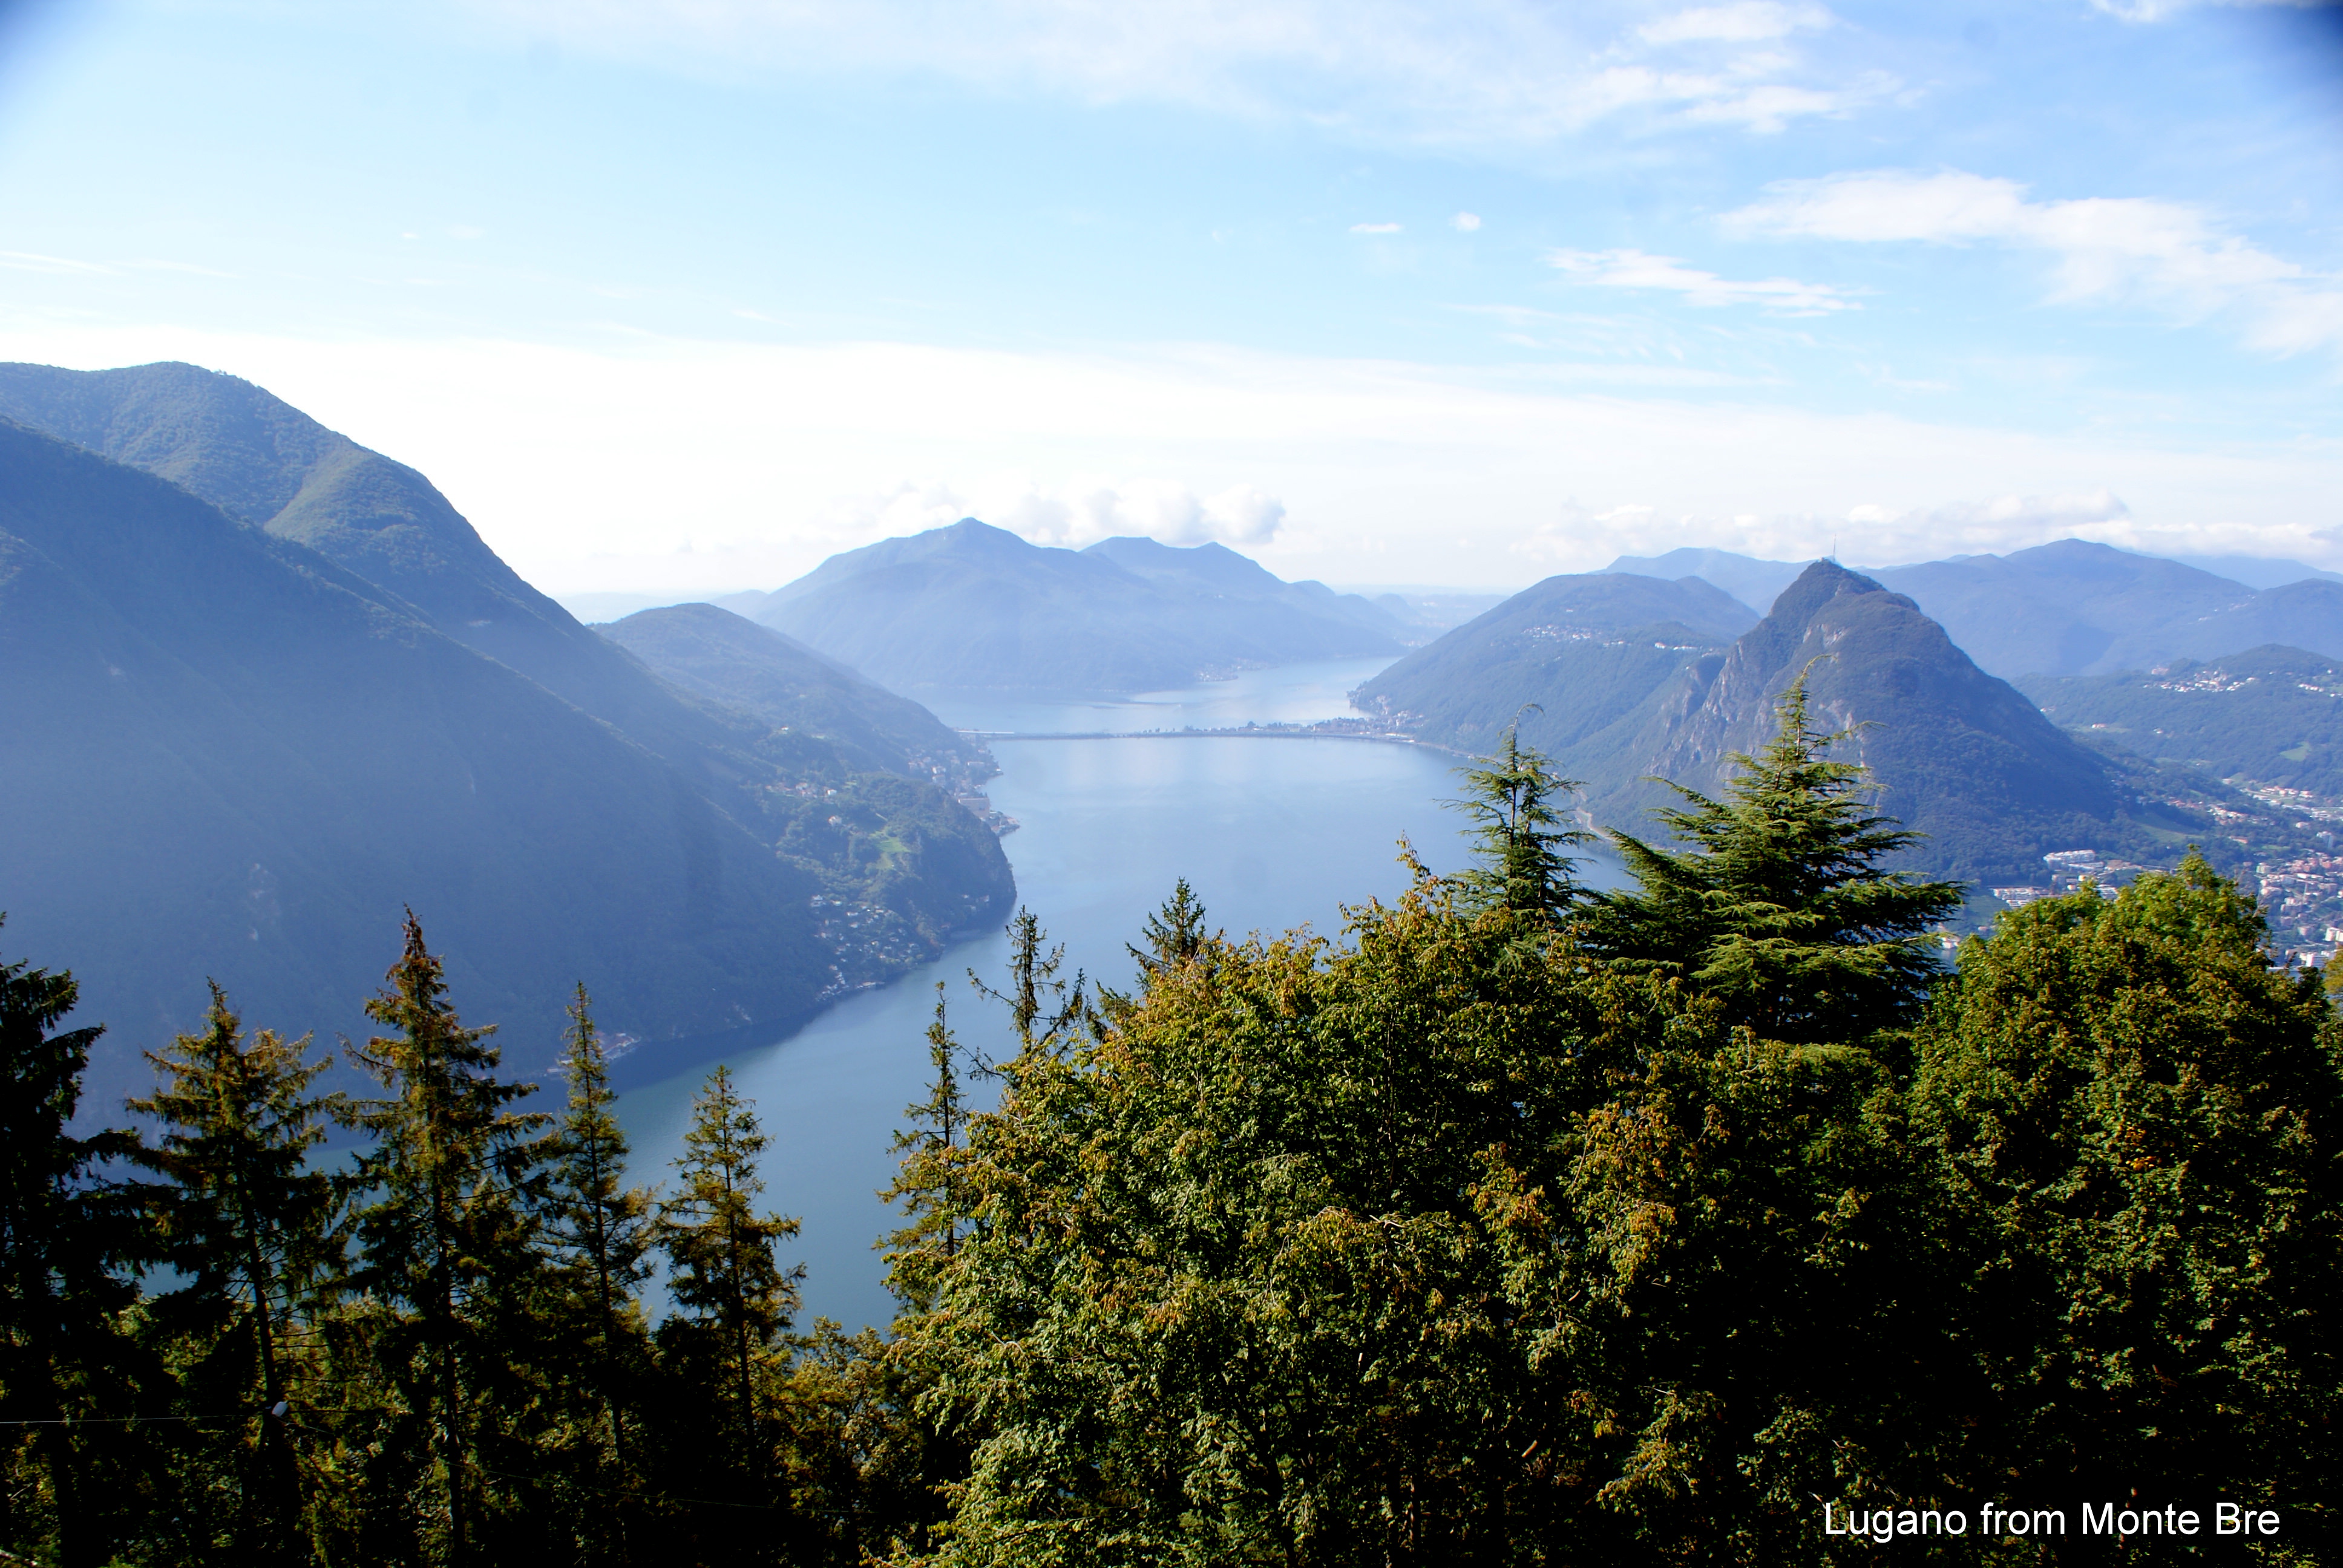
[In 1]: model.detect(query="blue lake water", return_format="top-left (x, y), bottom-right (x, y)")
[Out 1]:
top-left (616, 658), bottom-right (1604, 1330)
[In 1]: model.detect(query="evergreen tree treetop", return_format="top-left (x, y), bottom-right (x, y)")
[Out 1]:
top-left (1446, 713), bottom-right (1591, 923)
top-left (1587, 675), bottom-right (1962, 1042)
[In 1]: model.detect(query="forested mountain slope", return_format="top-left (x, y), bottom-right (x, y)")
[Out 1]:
top-left (2019, 644), bottom-right (2343, 800)
top-left (0, 419), bottom-right (837, 1102)
top-left (747, 518), bottom-right (1406, 692)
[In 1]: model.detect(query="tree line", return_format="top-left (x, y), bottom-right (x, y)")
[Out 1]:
top-left (3, 682), bottom-right (2336, 1565)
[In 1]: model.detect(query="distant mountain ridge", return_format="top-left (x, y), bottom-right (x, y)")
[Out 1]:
top-left (1607, 540), bottom-right (2343, 679)
top-left (740, 518), bottom-right (1408, 693)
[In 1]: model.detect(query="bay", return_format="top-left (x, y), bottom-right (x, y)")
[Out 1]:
top-left (616, 658), bottom-right (1602, 1330)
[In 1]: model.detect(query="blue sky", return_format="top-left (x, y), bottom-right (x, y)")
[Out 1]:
top-left (1, 0), bottom-right (2339, 590)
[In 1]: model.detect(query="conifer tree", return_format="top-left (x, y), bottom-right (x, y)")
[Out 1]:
top-left (0, 927), bottom-right (142, 1568)
top-left (127, 982), bottom-right (338, 1558)
top-left (657, 1065), bottom-right (802, 1482)
top-left (883, 987), bottom-right (969, 1305)
top-left (1586, 678), bottom-right (1962, 1042)
top-left (541, 985), bottom-right (654, 1549)
top-left (339, 912), bottom-right (549, 1565)
top-left (1447, 716), bottom-right (1591, 922)
top-left (1127, 878), bottom-right (1213, 978)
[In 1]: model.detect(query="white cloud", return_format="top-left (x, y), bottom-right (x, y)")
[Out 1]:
top-left (1451, 212), bottom-right (1483, 232)
top-left (4, 321), bottom-right (2333, 591)
top-left (465, 0), bottom-right (1899, 148)
top-left (1639, 2), bottom-right (1832, 45)
top-left (1349, 221), bottom-right (1403, 234)
top-left (1728, 168), bottom-right (2343, 354)
top-left (1548, 247), bottom-right (1858, 313)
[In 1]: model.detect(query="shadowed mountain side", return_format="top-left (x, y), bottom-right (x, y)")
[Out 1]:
top-left (0, 419), bottom-right (831, 1105)
top-left (1622, 561), bottom-right (2133, 883)
top-left (1349, 572), bottom-right (1760, 763)
top-left (0, 361), bottom-right (759, 791)
top-left (2018, 645), bottom-right (2343, 800)
top-left (598, 603), bottom-right (993, 785)
top-left (759, 518), bottom-right (1406, 692)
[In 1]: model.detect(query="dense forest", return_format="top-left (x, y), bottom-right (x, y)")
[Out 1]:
top-left (4, 683), bottom-right (2336, 1566)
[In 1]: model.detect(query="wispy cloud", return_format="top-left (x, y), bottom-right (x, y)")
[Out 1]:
top-left (474, 0), bottom-right (1899, 148)
top-left (1349, 221), bottom-right (1403, 234)
top-left (1548, 247), bottom-right (1858, 313)
top-left (1727, 168), bottom-right (2343, 353)
top-left (0, 250), bottom-right (116, 275)
top-left (2085, 0), bottom-right (2327, 21)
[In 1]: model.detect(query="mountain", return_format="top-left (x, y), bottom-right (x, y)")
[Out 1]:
top-left (598, 603), bottom-right (992, 788)
top-left (1605, 548), bottom-right (1807, 614)
top-left (2017, 645), bottom-right (2343, 802)
top-left (1624, 562), bottom-right (2143, 884)
top-left (0, 361), bottom-right (759, 785)
top-left (0, 417), bottom-right (835, 1102)
top-left (2162, 554), bottom-right (2343, 591)
top-left (1350, 572), bottom-right (1760, 769)
top-left (1866, 543), bottom-right (2259, 678)
top-left (1363, 561), bottom-right (2207, 889)
top-left (1611, 538), bottom-right (2343, 679)
top-left (0, 366), bottom-right (1017, 1096)
top-left (749, 519), bottom-right (1407, 693)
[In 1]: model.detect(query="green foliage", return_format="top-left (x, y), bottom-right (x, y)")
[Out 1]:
top-left (1911, 859), bottom-right (2343, 1532)
top-left (1587, 676), bottom-right (1962, 1042)
top-left (657, 1066), bottom-right (804, 1479)
top-left (126, 982), bottom-right (339, 1563)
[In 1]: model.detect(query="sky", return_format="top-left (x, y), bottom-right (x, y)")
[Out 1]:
top-left (1, 0), bottom-right (2339, 593)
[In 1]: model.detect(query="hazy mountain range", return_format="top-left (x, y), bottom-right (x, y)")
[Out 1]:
top-left (1611, 541), bottom-right (2343, 679)
top-left (724, 519), bottom-right (1408, 693)
top-left (0, 362), bottom-right (1012, 1100)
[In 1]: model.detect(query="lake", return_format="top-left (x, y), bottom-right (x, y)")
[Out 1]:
top-left (617, 658), bottom-right (1579, 1330)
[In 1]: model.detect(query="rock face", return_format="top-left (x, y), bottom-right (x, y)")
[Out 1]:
top-left (745, 518), bottom-right (1407, 693)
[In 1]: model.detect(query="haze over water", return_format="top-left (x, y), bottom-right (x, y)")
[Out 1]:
top-left (618, 658), bottom-right (1565, 1329)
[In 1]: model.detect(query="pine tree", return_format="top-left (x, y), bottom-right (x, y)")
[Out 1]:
top-left (0, 927), bottom-right (143, 1568)
top-left (1128, 879), bottom-right (1213, 978)
top-left (657, 1065), bottom-right (802, 1485)
top-left (127, 982), bottom-right (339, 1559)
top-left (1447, 716), bottom-right (1591, 922)
top-left (339, 912), bottom-right (549, 1565)
top-left (1585, 677), bottom-right (1962, 1042)
top-left (541, 985), bottom-right (654, 1554)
